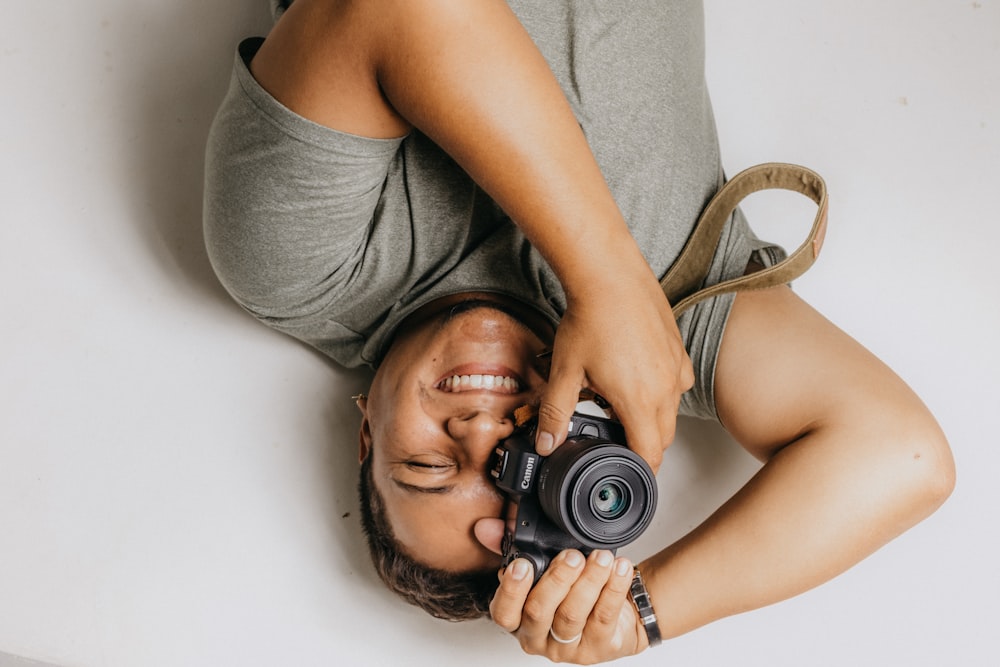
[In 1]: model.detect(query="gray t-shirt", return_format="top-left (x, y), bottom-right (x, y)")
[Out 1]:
top-left (203, 1), bottom-right (779, 418)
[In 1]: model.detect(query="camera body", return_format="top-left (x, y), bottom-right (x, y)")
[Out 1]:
top-left (490, 406), bottom-right (657, 583)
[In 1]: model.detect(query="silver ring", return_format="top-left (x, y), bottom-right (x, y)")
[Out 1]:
top-left (549, 628), bottom-right (583, 644)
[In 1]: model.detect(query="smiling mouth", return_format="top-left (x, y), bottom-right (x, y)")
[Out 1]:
top-left (436, 374), bottom-right (521, 394)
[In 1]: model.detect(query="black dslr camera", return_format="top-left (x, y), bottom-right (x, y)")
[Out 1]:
top-left (489, 404), bottom-right (657, 583)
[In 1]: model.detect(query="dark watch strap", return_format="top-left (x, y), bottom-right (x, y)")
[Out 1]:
top-left (629, 567), bottom-right (662, 647)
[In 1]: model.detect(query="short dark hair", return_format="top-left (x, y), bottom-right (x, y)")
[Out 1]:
top-left (357, 452), bottom-right (498, 621)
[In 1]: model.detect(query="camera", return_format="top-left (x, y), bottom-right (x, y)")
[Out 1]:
top-left (489, 403), bottom-right (657, 583)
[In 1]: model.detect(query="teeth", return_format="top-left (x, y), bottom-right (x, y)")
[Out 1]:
top-left (438, 374), bottom-right (520, 394)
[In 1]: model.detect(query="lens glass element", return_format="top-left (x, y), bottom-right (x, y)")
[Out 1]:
top-left (592, 480), bottom-right (629, 520)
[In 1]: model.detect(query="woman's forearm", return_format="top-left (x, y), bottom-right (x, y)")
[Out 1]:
top-left (640, 390), bottom-right (953, 638)
top-left (373, 0), bottom-right (649, 297)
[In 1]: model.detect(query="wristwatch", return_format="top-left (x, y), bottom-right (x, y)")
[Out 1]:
top-left (629, 567), bottom-right (662, 647)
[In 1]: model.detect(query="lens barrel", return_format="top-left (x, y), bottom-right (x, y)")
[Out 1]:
top-left (535, 438), bottom-right (656, 549)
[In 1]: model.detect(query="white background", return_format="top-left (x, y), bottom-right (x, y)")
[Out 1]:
top-left (1, 1), bottom-right (997, 666)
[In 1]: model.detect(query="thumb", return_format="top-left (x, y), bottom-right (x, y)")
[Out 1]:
top-left (473, 518), bottom-right (506, 555)
top-left (535, 361), bottom-right (584, 455)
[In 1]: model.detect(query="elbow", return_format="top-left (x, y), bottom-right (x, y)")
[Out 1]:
top-left (891, 422), bottom-right (956, 527)
top-left (917, 431), bottom-right (956, 514)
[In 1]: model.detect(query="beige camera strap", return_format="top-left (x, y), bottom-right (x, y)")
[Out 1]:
top-left (661, 163), bottom-right (829, 317)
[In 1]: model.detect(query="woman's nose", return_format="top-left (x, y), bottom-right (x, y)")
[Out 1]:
top-left (446, 410), bottom-right (515, 452)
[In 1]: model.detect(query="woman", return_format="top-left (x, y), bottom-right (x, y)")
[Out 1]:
top-left (203, 0), bottom-right (954, 662)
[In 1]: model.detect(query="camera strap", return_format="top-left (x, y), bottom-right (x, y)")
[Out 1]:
top-left (660, 162), bottom-right (829, 318)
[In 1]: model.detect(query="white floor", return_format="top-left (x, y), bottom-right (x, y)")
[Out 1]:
top-left (2, 1), bottom-right (997, 666)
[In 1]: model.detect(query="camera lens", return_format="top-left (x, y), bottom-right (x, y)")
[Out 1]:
top-left (536, 439), bottom-right (656, 549)
top-left (592, 480), bottom-right (629, 519)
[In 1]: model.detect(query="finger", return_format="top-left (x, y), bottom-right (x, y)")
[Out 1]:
top-left (585, 557), bottom-right (639, 650)
top-left (489, 558), bottom-right (534, 633)
top-left (517, 550), bottom-right (586, 649)
top-left (548, 549), bottom-right (616, 645)
top-left (473, 517), bottom-right (505, 555)
top-left (676, 344), bottom-right (696, 393)
top-left (535, 358), bottom-right (584, 455)
top-left (613, 399), bottom-right (669, 473)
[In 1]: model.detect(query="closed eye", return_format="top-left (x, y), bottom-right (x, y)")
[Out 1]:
top-left (406, 461), bottom-right (454, 472)
top-left (393, 478), bottom-right (455, 495)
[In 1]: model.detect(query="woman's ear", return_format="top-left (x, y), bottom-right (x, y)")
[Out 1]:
top-left (355, 394), bottom-right (372, 464)
top-left (473, 517), bottom-right (505, 555)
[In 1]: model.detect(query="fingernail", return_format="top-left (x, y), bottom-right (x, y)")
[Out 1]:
top-left (595, 550), bottom-right (613, 567)
top-left (536, 431), bottom-right (554, 454)
top-left (564, 551), bottom-right (584, 567)
top-left (510, 559), bottom-right (530, 581)
top-left (615, 558), bottom-right (632, 577)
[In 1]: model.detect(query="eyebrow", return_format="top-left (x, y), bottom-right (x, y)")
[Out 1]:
top-left (391, 478), bottom-right (455, 495)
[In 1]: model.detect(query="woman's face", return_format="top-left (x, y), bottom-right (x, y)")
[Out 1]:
top-left (357, 297), bottom-right (553, 572)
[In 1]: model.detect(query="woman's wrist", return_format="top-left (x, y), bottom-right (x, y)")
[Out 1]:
top-left (629, 566), bottom-right (663, 648)
top-left (557, 237), bottom-right (662, 308)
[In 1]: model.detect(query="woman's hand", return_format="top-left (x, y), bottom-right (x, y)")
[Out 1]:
top-left (490, 551), bottom-right (648, 665)
top-left (535, 261), bottom-right (695, 473)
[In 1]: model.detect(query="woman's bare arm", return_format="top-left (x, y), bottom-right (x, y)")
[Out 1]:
top-left (490, 285), bottom-right (954, 663)
top-left (251, 0), bottom-right (692, 465)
